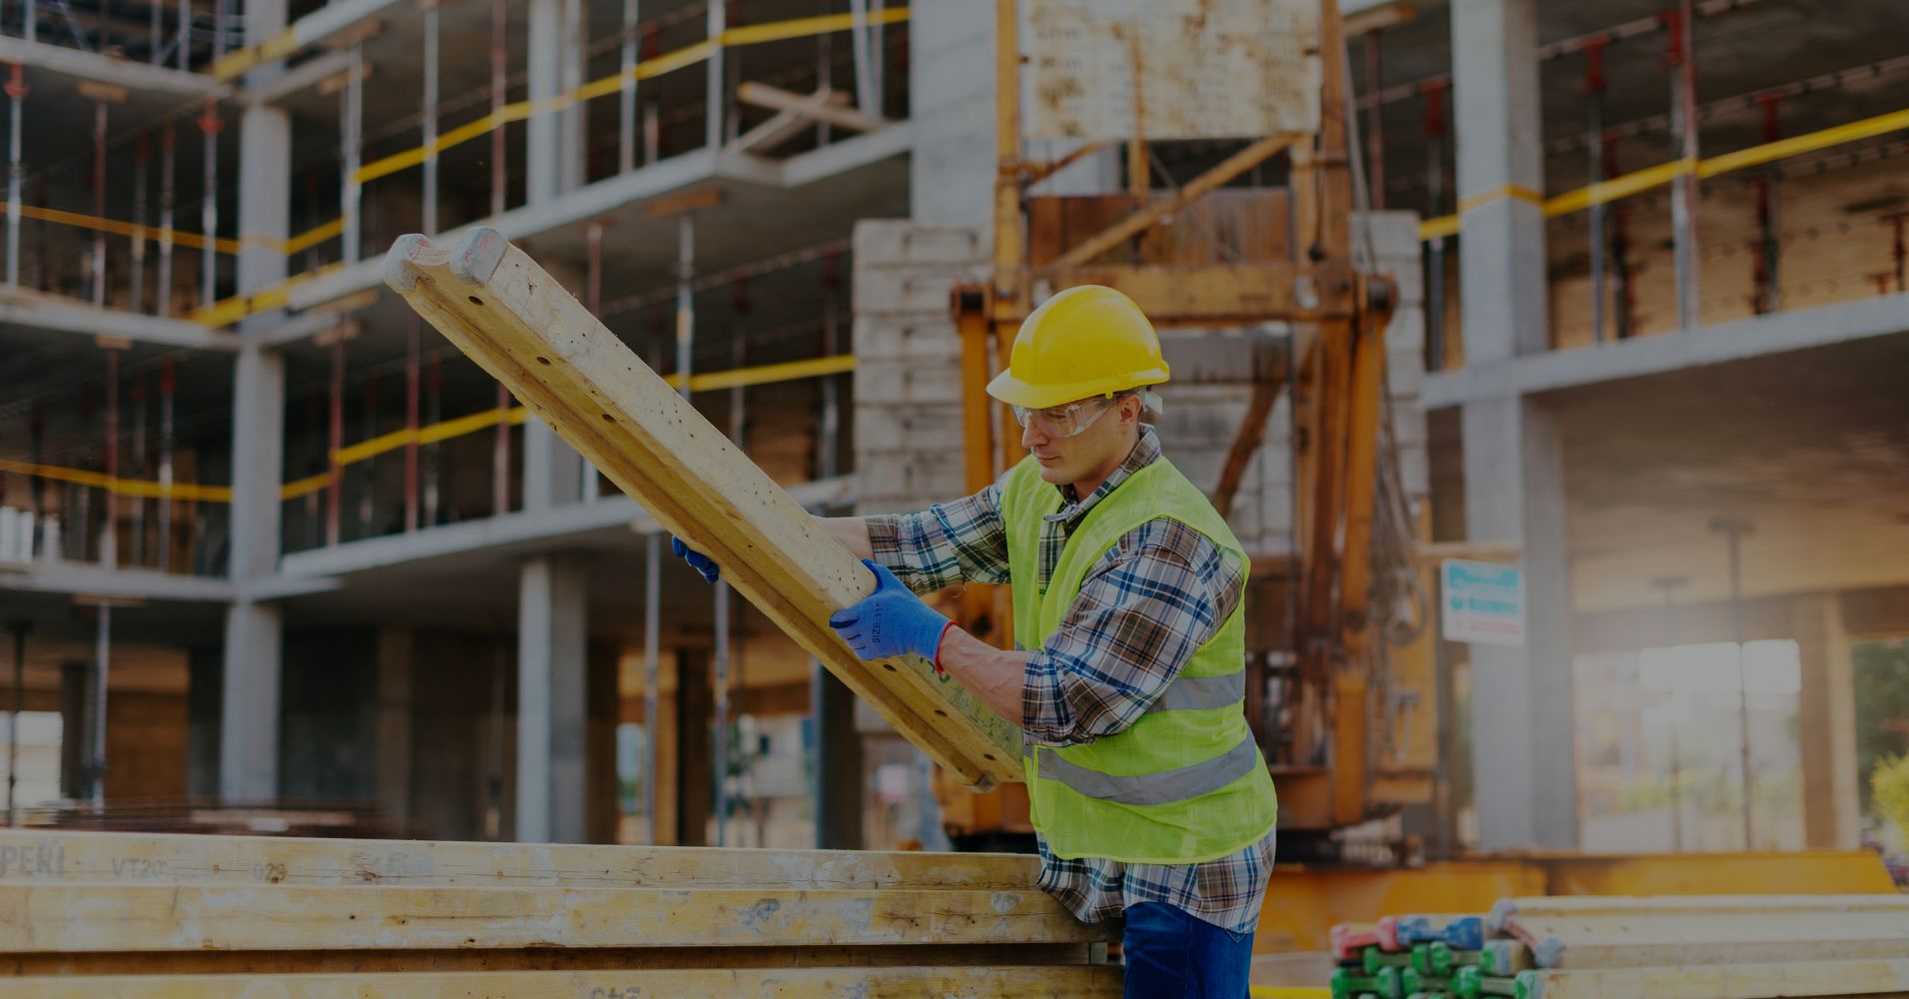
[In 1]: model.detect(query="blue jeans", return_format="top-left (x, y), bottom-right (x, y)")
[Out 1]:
top-left (1121, 901), bottom-right (1255, 998)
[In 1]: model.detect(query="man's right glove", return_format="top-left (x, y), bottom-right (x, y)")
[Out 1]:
top-left (671, 537), bottom-right (720, 584)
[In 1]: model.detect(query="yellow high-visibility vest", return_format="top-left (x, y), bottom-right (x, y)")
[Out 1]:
top-left (1000, 454), bottom-right (1278, 864)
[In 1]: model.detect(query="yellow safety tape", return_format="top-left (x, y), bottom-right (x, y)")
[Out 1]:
top-left (1, 355), bottom-right (856, 505)
top-left (0, 458), bottom-right (233, 502)
top-left (1419, 102), bottom-right (1909, 241)
top-left (279, 471), bottom-right (333, 501)
top-left (17, 205), bottom-right (243, 255)
top-left (723, 7), bottom-right (910, 48)
top-left (1455, 184), bottom-right (1543, 215)
top-left (667, 352), bottom-right (857, 393)
top-left (1699, 104), bottom-right (1909, 178)
top-left (1542, 158), bottom-right (1693, 217)
top-left (283, 218), bottom-right (344, 256)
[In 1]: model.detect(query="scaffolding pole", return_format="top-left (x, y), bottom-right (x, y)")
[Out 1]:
top-left (1423, 81), bottom-right (1447, 371)
top-left (342, 45), bottom-right (363, 266)
top-left (849, 0), bottom-right (873, 117)
top-left (1586, 40), bottom-right (1608, 343)
top-left (158, 124), bottom-right (174, 317)
top-left (157, 359), bottom-right (174, 571)
top-left (131, 137), bottom-right (149, 315)
top-left (581, 220), bottom-right (603, 501)
top-left (176, 0), bottom-right (188, 72)
top-left (5, 64), bottom-right (22, 289)
top-left (1667, 0), bottom-right (1701, 330)
top-left (425, 355), bottom-right (442, 527)
top-left (423, 2), bottom-right (439, 237)
top-left (619, 0), bottom-right (638, 173)
top-left (704, 0), bottom-right (723, 150)
top-left (490, 0), bottom-right (507, 217)
top-left (92, 103), bottom-right (106, 308)
top-left (328, 338), bottom-right (345, 547)
top-left (92, 348), bottom-right (120, 808)
top-left (405, 321), bottom-right (420, 533)
top-left (130, 377), bottom-right (146, 567)
top-left (198, 102), bottom-right (219, 309)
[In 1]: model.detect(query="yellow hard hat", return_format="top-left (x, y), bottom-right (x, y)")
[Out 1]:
top-left (985, 285), bottom-right (1169, 410)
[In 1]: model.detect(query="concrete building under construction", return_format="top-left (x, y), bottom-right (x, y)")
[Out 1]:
top-left (1, 0), bottom-right (1907, 946)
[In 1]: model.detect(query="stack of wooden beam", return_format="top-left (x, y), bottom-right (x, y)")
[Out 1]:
top-left (0, 828), bottom-right (1119, 997)
top-left (1326, 895), bottom-right (1909, 999)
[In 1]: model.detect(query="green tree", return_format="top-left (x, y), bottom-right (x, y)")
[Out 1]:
top-left (1854, 640), bottom-right (1909, 813)
top-left (1872, 754), bottom-right (1909, 844)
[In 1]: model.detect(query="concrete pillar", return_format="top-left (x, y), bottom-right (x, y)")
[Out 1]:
top-left (908, 1), bottom-right (996, 229)
top-left (219, 0), bottom-right (291, 804)
top-left (526, 0), bottom-right (563, 208)
top-left (1451, 0), bottom-right (1572, 850)
top-left (1451, 0), bottom-right (1548, 363)
top-left (1461, 397), bottom-right (1575, 849)
top-left (1795, 594), bottom-right (1860, 849)
top-left (376, 627), bottom-right (414, 834)
top-left (516, 554), bottom-right (588, 842)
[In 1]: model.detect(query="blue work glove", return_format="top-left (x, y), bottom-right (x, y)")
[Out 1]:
top-left (828, 560), bottom-right (954, 666)
top-left (671, 537), bottom-right (720, 584)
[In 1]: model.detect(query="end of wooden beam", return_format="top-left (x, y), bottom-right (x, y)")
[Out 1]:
top-left (452, 228), bottom-right (510, 286)
top-left (383, 234), bottom-right (434, 294)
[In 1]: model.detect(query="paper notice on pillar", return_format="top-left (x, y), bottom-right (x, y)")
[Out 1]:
top-left (1441, 559), bottom-right (1525, 647)
top-left (1023, 0), bottom-right (1321, 141)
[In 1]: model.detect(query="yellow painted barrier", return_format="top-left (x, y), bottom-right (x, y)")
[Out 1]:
top-left (0, 458), bottom-right (232, 502)
top-left (1418, 102), bottom-right (1909, 240)
top-left (0, 354), bottom-right (855, 504)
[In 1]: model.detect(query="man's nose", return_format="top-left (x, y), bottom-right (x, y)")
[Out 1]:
top-left (1021, 419), bottom-right (1046, 449)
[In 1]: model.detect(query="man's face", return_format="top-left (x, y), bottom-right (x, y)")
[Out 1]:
top-left (1019, 392), bottom-right (1142, 485)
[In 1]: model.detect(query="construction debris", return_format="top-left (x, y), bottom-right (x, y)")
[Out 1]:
top-left (383, 228), bottom-right (1024, 790)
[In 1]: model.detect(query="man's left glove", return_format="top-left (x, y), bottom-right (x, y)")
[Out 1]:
top-left (828, 560), bottom-right (955, 668)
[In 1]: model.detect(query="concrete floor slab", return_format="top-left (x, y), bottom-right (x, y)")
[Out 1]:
top-left (1423, 292), bottom-right (1909, 407)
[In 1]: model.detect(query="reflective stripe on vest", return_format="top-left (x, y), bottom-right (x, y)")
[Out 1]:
top-left (1150, 671), bottom-right (1245, 713)
top-left (1036, 732), bottom-right (1261, 806)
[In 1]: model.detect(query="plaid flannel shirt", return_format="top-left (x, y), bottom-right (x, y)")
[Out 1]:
top-left (865, 427), bottom-right (1276, 934)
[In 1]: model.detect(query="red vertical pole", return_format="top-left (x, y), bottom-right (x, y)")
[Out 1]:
top-left (1751, 94), bottom-right (1781, 314)
top-left (328, 339), bottom-right (344, 546)
top-left (405, 318), bottom-right (420, 533)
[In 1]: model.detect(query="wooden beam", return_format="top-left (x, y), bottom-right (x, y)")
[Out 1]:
top-left (730, 89), bottom-right (852, 153)
top-left (0, 967), bottom-right (1124, 997)
top-left (643, 184), bottom-right (725, 219)
top-left (1211, 381), bottom-right (1280, 519)
top-left (0, 829), bottom-right (1045, 891)
top-left (1038, 263), bottom-right (1301, 327)
top-left (736, 82), bottom-right (886, 133)
top-left (1046, 133), bottom-right (1303, 271)
top-left (1513, 959), bottom-right (1909, 999)
top-left (384, 229), bottom-right (1023, 788)
top-left (0, 883), bottom-right (1101, 953)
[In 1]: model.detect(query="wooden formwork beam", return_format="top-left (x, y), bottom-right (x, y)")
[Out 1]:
top-left (0, 829), bottom-right (1045, 891)
top-left (0, 884), bottom-right (1098, 953)
top-left (0, 967), bottom-right (1125, 998)
top-left (1513, 957), bottom-right (1909, 999)
top-left (384, 229), bottom-right (1023, 789)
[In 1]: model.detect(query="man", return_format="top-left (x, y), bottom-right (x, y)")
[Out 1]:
top-left (675, 285), bottom-right (1277, 997)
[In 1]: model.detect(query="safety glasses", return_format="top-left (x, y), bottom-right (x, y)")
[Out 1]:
top-left (1010, 395), bottom-right (1120, 439)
